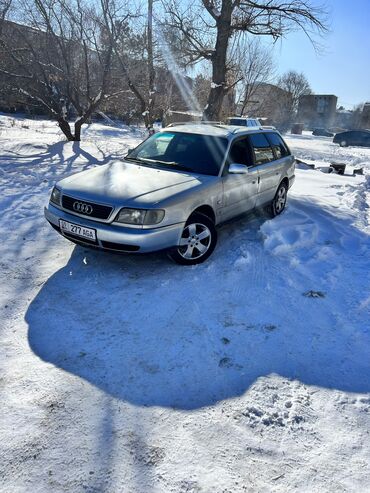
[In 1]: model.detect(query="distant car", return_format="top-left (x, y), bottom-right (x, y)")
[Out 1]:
top-left (227, 117), bottom-right (261, 127)
top-left (45, 124), bottom-right (295, 265)
top-left (333, 130), bottom-right (370, 147)
top-left (312, 128), bottom-right (333, 137)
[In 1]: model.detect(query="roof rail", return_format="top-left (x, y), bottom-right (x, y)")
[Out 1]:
top-left (166, 121), bottom-right (222, 127)
top-left (230, 125), bottom-right (276, 134)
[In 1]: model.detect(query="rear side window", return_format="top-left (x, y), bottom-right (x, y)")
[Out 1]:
top-left (249, 133), bottom-right (275, 165)
top-left (266, 132), bottom-right (290, 159)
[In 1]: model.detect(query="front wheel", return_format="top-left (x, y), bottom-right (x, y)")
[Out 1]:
top-left (168, 213), bottom-right (217, 265)
top-left (270, 182), bottom-right (288, 217)
top-left (340, 140), bottom-right (348, 147)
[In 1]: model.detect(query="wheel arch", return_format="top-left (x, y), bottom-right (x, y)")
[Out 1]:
top-left (280, 176), bottom-right (289, 189)
top-left (190, 205), bottom-right (216, 224)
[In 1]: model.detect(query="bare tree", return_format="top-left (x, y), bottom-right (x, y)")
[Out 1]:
top-left (147, 0), bottom-right (156, 126)
top-left (0, 0), bottom-right (12, 31)
top-left (351, 103), bottom-right (364, 130)
top-left (193, 73), bottom-right (212, 109)
top-left (104, 0), bottom-right (160, 128)
top-left (0, 0), bottom-right (130, 140)
top-left (165, 0), bottom-right (328, 120)
top-left (235, 37), bottom-right (275, 116)
top-left (278, 70), bottom-right (312, 114)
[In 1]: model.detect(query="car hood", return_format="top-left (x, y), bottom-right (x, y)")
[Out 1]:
top-left (57, 160), bottom-right (211, 206)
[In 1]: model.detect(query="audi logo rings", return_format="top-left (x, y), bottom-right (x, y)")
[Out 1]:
top-left (73, 201), bottom-right (93, 215)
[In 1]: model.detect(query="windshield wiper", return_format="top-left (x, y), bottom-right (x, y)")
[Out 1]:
top-left (124, 155), bottom-right (143, 164)
top-left (137, 157), bottom-right (192, 171)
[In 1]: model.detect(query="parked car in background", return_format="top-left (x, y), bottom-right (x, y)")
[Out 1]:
top-left (45, 123), bottom-right (295, 265)
top-left (333, 130), bottom-right (370, 147)
top-left (312, 128), bottom-right (334, 137)
top-left (227, 117), bottom-right (261, 127)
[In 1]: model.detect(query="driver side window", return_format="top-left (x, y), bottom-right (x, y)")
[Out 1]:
top-left (227, 138), bottom-right (253, 168)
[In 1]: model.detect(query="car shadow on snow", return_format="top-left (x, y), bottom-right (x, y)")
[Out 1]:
top-left (26, 201), bottom-right (370, 410)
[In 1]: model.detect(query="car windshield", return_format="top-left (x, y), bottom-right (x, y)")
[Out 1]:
top-left (127, 132), bottom-right (228, 176)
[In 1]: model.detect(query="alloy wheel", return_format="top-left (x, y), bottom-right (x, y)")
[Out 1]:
top-left (274, 186), bottom-right (287, 214)
top-left (178, 222), bottom-right (212, 260)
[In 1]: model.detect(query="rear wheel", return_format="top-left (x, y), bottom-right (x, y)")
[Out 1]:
top-left (168, 212), bottom-right (217, 265)
top-left (270, 182), bottom-right (288, 217)
top-left (340, 140), bottom-right (348, 147)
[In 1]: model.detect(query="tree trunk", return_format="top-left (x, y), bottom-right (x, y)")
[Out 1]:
top-left (203, 0), bottom-right (233, 121)
top-left (57, 116), bottom-right (86, 141)
top-left (74, 120), bottom-right (82, 141)
top-left (240, 93), bottom-right (250, 116)
top-left (58, 117), bottom-right (75, 141)
top-left (57, 116), bottom-right (84, 141)
top-left (147, 0), bottom-right (155, 128)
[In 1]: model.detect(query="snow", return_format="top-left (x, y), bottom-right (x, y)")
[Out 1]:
top-left (211, 82), bottom-right (223, 89)
top-left (168, 109), bottom-right (202, 117)
top-left (0, 114), bottom-right (369, 492)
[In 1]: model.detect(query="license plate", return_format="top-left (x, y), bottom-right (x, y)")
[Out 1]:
top-left (59, 220), bottom-right (96, 241)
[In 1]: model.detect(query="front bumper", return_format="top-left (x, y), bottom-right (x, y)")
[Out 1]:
top-left (289, 174), bottom-right (295, 188)
top-left (45, 203), bottom-right (185, 254)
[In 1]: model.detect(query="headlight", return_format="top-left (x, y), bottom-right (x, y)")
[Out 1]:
top-left (115, 208), bottom-right (165, 226)
top-left (50, 186), bottom-right (61, 205)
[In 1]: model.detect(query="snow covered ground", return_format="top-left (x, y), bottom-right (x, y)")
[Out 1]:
top-left (0, 114), bottom-right (369, 493)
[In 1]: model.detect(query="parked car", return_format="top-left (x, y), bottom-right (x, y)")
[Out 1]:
top-left (312, 128), bottom-right (334, 137)
top-left (227, 117), bottom-right (261, 127)
top-left (45, 123), bottom-right (295, 265)
top-left (333, 130), bottom-right (370, 147)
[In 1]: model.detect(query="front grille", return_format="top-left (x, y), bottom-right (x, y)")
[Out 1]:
top-left (62, 194), bottom-right (113, 220)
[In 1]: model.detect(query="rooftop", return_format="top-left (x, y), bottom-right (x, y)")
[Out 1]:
top-left (164, 122), bottom-right (275, 138)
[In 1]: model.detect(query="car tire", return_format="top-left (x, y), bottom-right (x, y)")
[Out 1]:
top-left (340, 140), bottom-right (348, 147)
top-left (168, 212), bottom-right (217, 265)
top-left (270, 182), bottom-right (288, 217)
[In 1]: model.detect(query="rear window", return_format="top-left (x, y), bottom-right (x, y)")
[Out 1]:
top-left (228, 118), bottom-right (246, 126)
top-left (249, 133), bottom-right (275, 165)
top-left (228, 118), bottom-right (259, 127)
top-left (266, 133), bottom-right (290, 159)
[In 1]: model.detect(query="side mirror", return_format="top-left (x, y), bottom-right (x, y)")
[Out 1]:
top-left (229, 163), bottom-right (249, 174)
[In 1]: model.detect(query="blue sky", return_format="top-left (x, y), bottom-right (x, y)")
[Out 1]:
top-left (272, 0), bottom-right (370, 108)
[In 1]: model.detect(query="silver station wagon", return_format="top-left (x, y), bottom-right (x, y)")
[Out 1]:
top-left (45, 123), bottom-right (295, 264)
